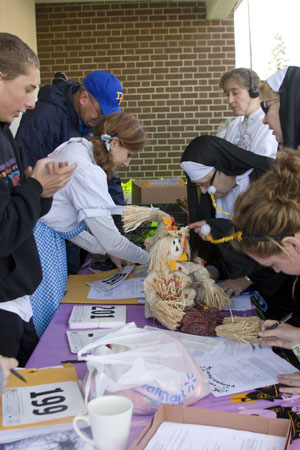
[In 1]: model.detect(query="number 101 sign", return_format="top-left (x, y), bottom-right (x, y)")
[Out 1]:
top-left (2, 381), bottom-right (86, 427)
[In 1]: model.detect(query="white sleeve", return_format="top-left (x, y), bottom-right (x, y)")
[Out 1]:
top-left (84, 216), bottom-right (149, 265)
top-left (69, 230), bottom-right (106, 254)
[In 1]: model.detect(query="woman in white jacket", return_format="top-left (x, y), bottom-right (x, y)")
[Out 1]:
top-left (32, 112), bottom-right (149, 337)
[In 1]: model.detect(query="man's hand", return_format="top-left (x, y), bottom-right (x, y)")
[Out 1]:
top-left (30, 158), bottom-right (77, 198)
top-left (0, 355), bottom-right (18, 393)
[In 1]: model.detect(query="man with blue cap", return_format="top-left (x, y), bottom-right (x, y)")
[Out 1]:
top-left (16, 70), bottom-right (123, 165)
top-left (16, 70), bottom-right (124, 274)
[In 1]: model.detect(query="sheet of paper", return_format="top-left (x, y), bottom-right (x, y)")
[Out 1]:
top-left (142, 326), bottom-right (298, 397)
top-left (66, 329), bottom-right (119, 353)
top-left (2, 381), bottom-right (85, 426)
top-left (144, 421), bottom-right (286, 450)
top-left (223, 295), bottom-right (252, 311)
top-left (87, 277), bottom-right (145, 300)
top-left (197, 347), bottom-right (296, 397)
top-left (87, 265), bottom-right (134, 292)
top-left (4, 429), bottom-right (95, 450)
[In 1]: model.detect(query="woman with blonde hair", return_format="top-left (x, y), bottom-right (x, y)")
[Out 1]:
top-left (31, 112), bottom-right (149, 337)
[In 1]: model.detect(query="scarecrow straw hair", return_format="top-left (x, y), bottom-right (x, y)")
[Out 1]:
top-left (216, 316), bottom-right (260, 344)
top-left (122, 205), bottom-right (166, 232)
top-left (152, 299), bottom-right (185, 330)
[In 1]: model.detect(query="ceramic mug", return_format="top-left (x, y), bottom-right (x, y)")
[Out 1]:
top-left (73, 395), bottom-right (133, 450)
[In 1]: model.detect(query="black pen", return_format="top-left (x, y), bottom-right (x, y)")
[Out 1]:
top-left (10, 369), bottom-right (27, 383)
top-left (60, 360), bottom-right (86, 364)
top-left (266, 312), bottom-right (293, 330)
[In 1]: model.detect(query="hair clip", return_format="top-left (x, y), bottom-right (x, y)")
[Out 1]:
top-left (101, 134), bottom-right (117, 151)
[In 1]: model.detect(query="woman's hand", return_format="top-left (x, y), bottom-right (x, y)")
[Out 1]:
top-left (258, 321), bottom-right (300, 349)
top-left (109, 255), bottom-right (134, 273)
top-left (189, 220), bottom-right (210, 241)
top-left (0, 355), bottom-right (18, 393)
top-left (219, 277), bottom-right (252, 297)
top-left (277, 372), bottom-right (300, 394)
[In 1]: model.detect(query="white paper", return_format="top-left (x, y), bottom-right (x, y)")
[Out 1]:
top-left (87, 277), bottom-right (145, 300)
top-left (66, 329), bottom-right (119, 353)
top-left (142, 326), bottom-right (298, 397)
top-left (68, 305), bottom-right (126, 329)
top-left (144, 421), bottom-right (286, 450)
top-left (223, 294), bottom-right (252, 311)
top-left (4, 429), bottom-right (95, 450)
top-left (86, 265), bottom-right (134, 292)
top-left (2, 381), bottom-right (86, 426)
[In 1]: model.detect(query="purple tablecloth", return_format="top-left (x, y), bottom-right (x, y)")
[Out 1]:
top-left (20, 302), bottom-right (300, 449)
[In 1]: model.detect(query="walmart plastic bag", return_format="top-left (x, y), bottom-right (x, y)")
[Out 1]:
top-left (79, 323), bottom-right (210, 414)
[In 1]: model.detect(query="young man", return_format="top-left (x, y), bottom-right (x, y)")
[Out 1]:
top-left (0, 32), bottom-right (76, 366)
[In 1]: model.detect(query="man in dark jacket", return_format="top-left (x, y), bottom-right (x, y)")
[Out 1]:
top-left (0, 32), bottom-right (76, 365)
top-left (16, 70), bottom-right (125, 273)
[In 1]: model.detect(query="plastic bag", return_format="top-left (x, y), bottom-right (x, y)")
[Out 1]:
top-left (78, 323), bottom-right (210, 414)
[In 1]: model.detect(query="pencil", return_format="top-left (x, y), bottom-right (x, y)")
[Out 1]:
top-left (10, 369), bottom-right (27, 383)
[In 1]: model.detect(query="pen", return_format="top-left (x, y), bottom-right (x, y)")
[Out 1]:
top-left (265, 312), bottom-right (293, 331)
top-left (10, 369), bottom-right (27, 383)
top-left (60, 360), bottom-right (86, 364)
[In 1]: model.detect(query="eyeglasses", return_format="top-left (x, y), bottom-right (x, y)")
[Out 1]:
top-left (88, 94), bottom-right (102, 118)
top-left (260, 100), bottom-right (280, 114)
top-left (196, 168), bottom-right (217, 189)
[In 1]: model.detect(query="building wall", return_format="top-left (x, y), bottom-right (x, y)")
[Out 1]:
top-left (36, 1), bottom-right (235, 180)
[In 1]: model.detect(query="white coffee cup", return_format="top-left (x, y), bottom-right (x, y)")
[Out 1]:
top-left (73, 395), bottom-right (133, 450)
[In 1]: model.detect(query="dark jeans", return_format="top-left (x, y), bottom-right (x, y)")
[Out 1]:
top-left (0, 309), bottom-right (38, 367)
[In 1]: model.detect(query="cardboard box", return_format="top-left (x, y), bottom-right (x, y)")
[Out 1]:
top-left (131, 178), bottom-right (186, 204)
top-left (130, 404), bottom-right (291, 449)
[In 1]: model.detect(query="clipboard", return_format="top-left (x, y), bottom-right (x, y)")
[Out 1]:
top-left (0, 364), bottom-right (86, 442)
top-left (61, 269), bottom-right (139, 304)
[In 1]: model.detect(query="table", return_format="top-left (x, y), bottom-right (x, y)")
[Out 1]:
top-left (22, 302), bottom-right (300, 449)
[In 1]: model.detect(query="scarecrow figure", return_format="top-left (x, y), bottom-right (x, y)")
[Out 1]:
top-left (122, 206), bottom-right (230, 330)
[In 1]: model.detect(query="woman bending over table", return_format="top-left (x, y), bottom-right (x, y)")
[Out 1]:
top-left (31, 112), bottom-right (149, 337)
top-left (232, 147), bottom-right (300, 393)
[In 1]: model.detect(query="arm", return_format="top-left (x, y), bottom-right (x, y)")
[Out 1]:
top-left (16, 103), bottom-right (66, 166)
top-left (84, 216), bottom-right (149, 265)
top-left (69, 230), bottom-right (106, 254)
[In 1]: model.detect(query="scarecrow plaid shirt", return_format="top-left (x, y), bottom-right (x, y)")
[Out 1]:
top-left (179, 303), bottom-right (223, 336)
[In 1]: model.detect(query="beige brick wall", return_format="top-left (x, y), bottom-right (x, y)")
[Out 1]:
top-left (36, 1), bottom-right (235, 180)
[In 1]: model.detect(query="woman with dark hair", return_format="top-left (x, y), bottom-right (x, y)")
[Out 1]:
top-left (31, 112), bottom-right (149, 337)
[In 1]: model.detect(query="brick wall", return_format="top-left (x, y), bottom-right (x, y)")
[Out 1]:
top-left (36, 1), bottom-right (235, 180)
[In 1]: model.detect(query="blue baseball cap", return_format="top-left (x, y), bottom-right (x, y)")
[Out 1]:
top-left (83, 70), bottom-right (123, 116)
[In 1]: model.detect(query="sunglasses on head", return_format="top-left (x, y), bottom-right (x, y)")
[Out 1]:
top-left (260, 100), bottom-right (280, 114)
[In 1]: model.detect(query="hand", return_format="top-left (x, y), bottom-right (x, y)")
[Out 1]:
top-left (258, 321), bottom-right (300, 349)
top-left (277, 372), bottom-right (300, 394)
top-left (0, 355), bottom-right (18, 393)
top-left (189, 220), bottom-right (211, 241)
top-left (109, 255), bottom-right (134, 273)
top-left (219, 277), bottom-right (252, 297)
top-left (30, 158), bottom-right (77, 198)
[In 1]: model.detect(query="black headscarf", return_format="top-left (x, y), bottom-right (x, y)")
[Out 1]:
top-left (278, 66), bottom-right (300, 148)
top-left (180, 135), bottom-right (275, 278)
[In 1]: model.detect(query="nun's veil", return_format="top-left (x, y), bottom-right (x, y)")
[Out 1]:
top-left (180, 135), bottom-right (274, 274)
top-left (278, 66), bottom-right (300, 149)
